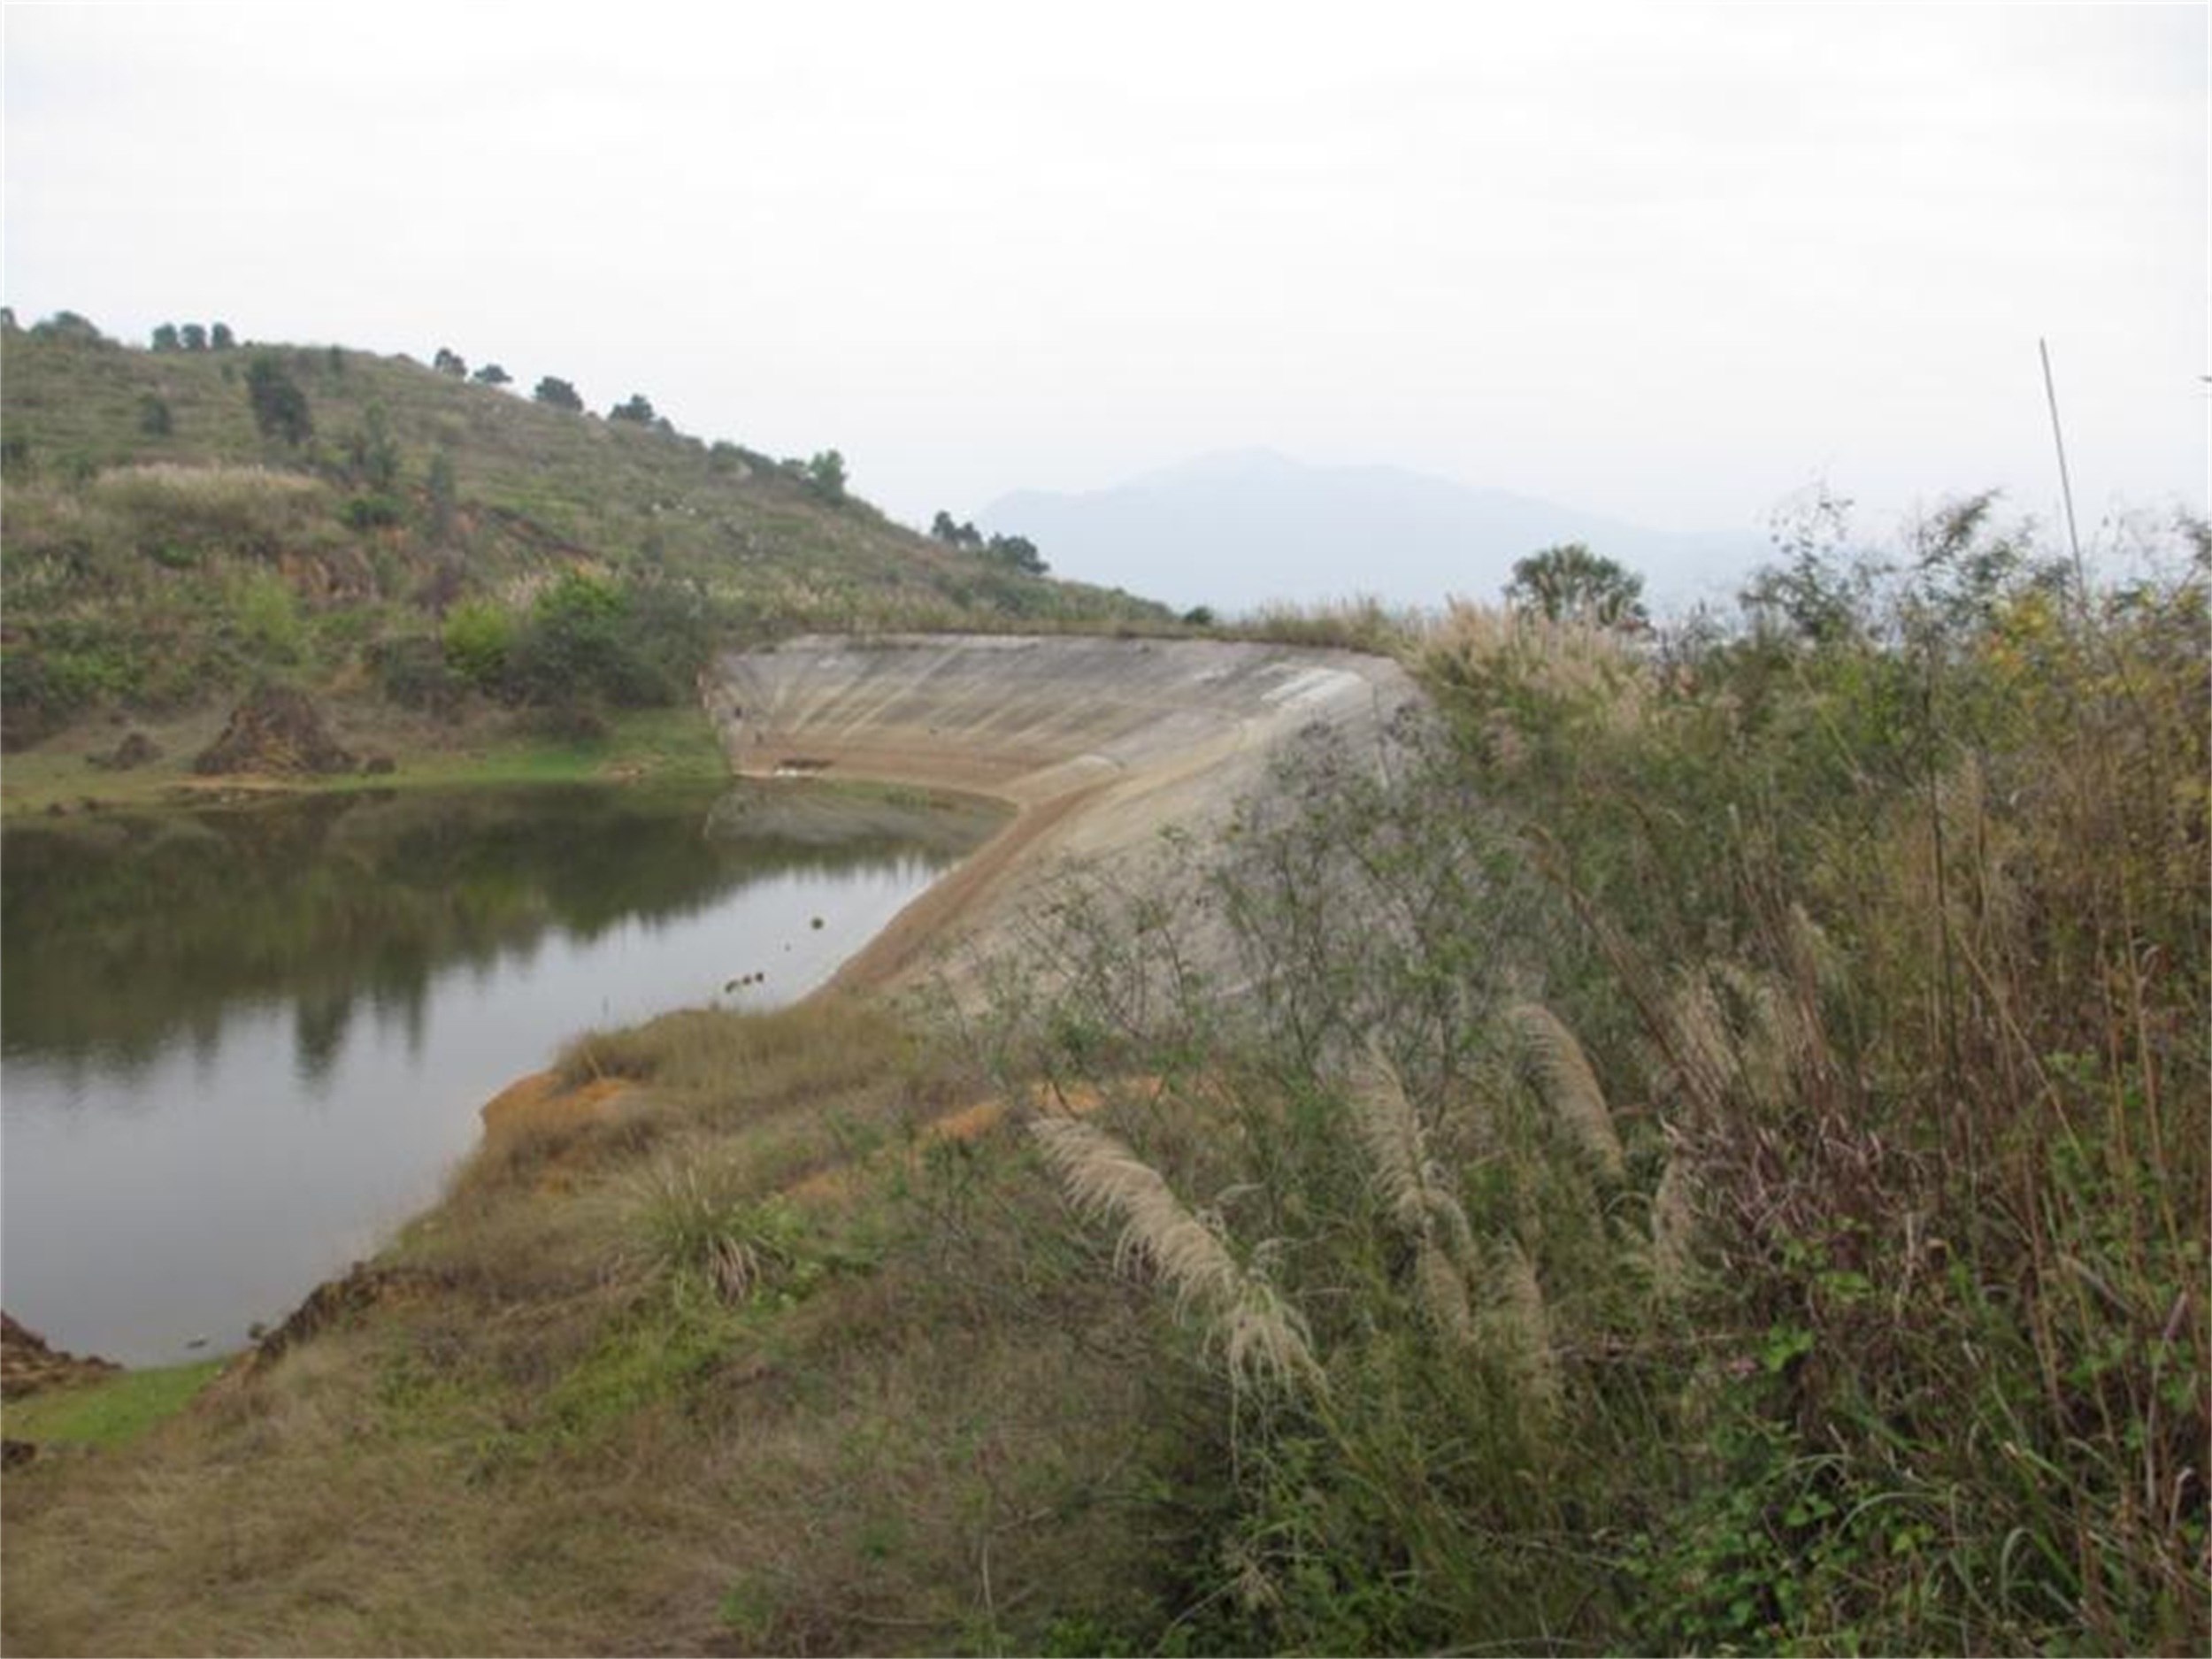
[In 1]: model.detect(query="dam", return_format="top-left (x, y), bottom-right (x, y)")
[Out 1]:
top-left (705, 632), bottom-right (1420, 987)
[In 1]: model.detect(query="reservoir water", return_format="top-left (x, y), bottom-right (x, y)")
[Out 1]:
top-left (0, 780), bottom-right (995, 1365)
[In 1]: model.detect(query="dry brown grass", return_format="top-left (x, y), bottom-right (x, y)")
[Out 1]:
top-left (1417, 600), bottom-right (1655, 749)
top-left (557, 996), bottom-right (924, 1126)
top-left (1, 999), bottom-right (1164, 1656)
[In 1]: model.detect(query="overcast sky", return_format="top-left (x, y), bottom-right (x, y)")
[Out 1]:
top-left (4, 3), bottom-right (2204, 555)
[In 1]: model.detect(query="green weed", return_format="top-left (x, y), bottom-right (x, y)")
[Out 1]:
top-left (3, 1360), bottom-right (225, 1448)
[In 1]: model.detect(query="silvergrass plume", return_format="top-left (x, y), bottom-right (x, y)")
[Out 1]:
top-left (1506, 1002), bottom-right (1625, 1181)
top-left (1484, 1240), bottom-right (1562, 1416)
top-left (1414, 1240), bottom-right (1478, 1347)
top-left (1667, 972), bottom-right (1737, 1117)
top-left (1031, 1117), bottom-right (1323, 1397)
top-left (1348, 1050), bottom-right (1479, 1341)
top-left (1649, 1156), bottom-right (1696, 1300)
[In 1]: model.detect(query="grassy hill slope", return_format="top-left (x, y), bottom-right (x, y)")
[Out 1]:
top-left (0, 313), bottom-right (1164, 753)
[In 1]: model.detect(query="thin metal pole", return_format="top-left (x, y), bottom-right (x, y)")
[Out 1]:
top-left (2039, 337), bottom-right (2087, 594)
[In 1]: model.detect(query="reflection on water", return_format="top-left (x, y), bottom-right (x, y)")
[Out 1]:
top-left (1, 781), bottom-right (994, 1363)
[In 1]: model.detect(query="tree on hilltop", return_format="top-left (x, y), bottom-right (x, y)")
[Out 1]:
top-left (150, 323), bottom-right (181, 352)
top-left (805, 449), bottom-right (848, 503)
top-left (930, 510), bottom-right (985, 549)
top-left (433, 347), bottom-right (468, 378)
top-left (35, 311), bottom-right (107, 343)
top-left (534, 376), bottom-right (584, 411)
top-left (180, 323), bottom-right (208, 351)
top-left (472, 362), bottom-right (511, 387)
top-left (1505, 542), bottom-right (1647, 627)
top-left (608, 393), bottom-right (657, 425)
top-left (210, 322), bottom-right (235, 349)
top-left (985, 532), bottom-right (1047, 575)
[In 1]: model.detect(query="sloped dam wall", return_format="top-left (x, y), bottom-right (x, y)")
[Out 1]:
top-left (705, 634), bottom-right (1417, 989)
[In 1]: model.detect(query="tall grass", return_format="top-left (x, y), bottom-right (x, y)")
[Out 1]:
top-left (1425, 509), bottom-right (2209, 1650)
top-left (978, 502), bottom-right (2208, 1653)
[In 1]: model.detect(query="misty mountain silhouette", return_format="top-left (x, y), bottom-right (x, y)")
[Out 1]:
top-left (979, 449), bottom-right (1770, 614)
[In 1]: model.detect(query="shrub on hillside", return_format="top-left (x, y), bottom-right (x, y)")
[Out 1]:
top-left (340, 494), bottom-right (403, 531)
top-left (439, 599), bottom-right (517, 693)
top-left (507, 572), bottom-right (660, 709)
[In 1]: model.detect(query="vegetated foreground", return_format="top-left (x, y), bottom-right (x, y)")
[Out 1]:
top-left (4, 502), bottom-right (2207, 1656)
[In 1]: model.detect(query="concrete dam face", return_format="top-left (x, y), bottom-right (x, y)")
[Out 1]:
top-left (704, 634), bottom-right (1418, 987)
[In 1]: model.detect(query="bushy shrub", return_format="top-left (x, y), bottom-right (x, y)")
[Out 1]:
top-left (341, 494), bottom-right (403, 530)
top-left (245, 353), bottom-right (312, 445)
top-left (503, 572), bottom-right (710, 711)
top-left (439, 599), bottom-right (516, 693)
top-left (227, 570), bottom-right (305, 664)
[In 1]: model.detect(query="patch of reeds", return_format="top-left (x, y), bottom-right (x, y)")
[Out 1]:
top-left (1224, 594), bottom-right (1422, 656)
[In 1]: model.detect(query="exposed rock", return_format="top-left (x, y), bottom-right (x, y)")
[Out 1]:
top-left (250, 1262), bottom-right (454, 1371)
top-left (1, 1312), bottom-right (119, 1399)
top-left (192, 687), bottom-right (355, 776)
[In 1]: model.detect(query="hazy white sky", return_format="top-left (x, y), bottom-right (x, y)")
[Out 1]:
top-left (4, 3), bottom-right (2204, 547)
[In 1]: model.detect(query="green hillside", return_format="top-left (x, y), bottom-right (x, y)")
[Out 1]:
top-left (0, 311), bottom-right (1164, 752)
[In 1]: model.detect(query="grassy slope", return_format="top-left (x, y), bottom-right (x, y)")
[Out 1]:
top-left (0, 1002), bottom-right (1167, 1657)
top-left (0, 322), bottom-right (1150, 615)
top-left (0, 322), bottom-right (1167, 789)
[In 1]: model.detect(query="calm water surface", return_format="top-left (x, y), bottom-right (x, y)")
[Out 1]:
top-left (1, 780), bottom-right (995, 1364)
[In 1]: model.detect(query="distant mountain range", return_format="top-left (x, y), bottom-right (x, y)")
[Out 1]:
top-left (979, 449), bottom-right (1772, 616)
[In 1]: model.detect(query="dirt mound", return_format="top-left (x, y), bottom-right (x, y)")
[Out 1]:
top-left (192, 687), bottom-right (356, 776)
top-left (1, 1312), bottom-right (119, 1399)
